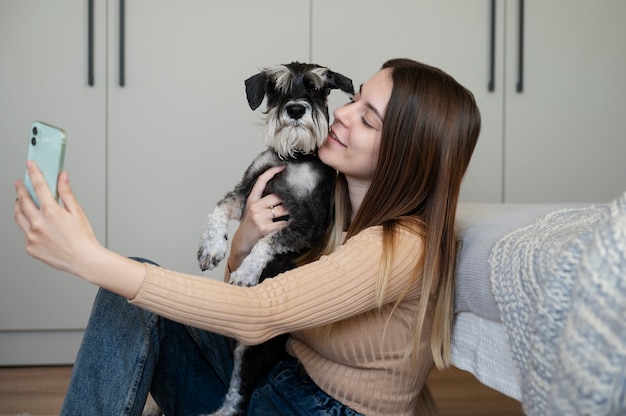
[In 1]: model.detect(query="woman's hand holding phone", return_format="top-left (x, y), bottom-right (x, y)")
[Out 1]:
top-left (15, 121), bottom-right (93, 274)
top-left (14, 126), bottom-right (146, 299)
top-left (15, 160), bottom-right (100, 276)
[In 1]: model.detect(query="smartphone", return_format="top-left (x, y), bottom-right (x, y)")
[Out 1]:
top-left (24, 121), bottom-right (67, 207)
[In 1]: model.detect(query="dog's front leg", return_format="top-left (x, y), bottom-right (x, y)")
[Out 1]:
top-left (228, 233), bottom-right (280, 286)
top-left (198, 196), bottom-right (244, 271)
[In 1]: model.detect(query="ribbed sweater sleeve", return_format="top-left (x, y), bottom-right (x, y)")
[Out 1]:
top-left (131, 226), bottom-right (419, 344)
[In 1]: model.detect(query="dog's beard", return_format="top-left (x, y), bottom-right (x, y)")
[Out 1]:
top-left (263, 102), bottom-right (329, 159)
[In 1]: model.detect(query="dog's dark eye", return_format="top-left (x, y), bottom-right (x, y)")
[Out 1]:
top-left (304, 78), bottom-right (321, 92)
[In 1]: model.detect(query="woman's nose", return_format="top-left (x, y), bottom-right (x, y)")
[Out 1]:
top-left (332, 101), bottom-right (352, 125)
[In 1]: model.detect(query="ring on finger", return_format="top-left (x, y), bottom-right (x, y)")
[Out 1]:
top-left (270, 205), bottom-right (276, 218)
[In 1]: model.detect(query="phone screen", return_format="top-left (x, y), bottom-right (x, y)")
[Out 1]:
top-left (24, 121), bottom-right (67, 207)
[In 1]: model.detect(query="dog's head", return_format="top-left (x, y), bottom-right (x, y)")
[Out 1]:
top-left (245, 62), bottom-right (354, 158)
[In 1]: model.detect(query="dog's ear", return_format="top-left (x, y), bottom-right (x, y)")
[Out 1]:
top-left (325, 71), bottom-right (355, 96)
top-left (245, 71), bottom-right (269, 110)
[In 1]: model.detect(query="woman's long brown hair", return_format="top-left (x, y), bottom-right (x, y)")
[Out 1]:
top-left (303, 58), bottom-right (481, 369)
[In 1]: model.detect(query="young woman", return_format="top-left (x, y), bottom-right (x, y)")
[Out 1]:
top-left (14, 58), bottom-right (480, 416)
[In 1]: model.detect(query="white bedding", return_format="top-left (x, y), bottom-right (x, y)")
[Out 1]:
top-left (451, 312), bottom-right (521, 400)
top-left (451, 202), bottom-right (583, 399)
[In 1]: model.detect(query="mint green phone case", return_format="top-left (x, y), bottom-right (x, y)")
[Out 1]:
top-left (24, 121), bottom-right (67, 207)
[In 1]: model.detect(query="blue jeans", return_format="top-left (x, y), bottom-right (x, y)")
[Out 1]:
top-left (61, 260), bottom-right (362, 416)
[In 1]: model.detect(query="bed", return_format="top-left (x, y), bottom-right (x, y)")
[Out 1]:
top-left (450, 195), bottom-right (626, 415)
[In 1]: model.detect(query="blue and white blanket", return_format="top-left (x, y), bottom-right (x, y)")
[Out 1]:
top-left (490, 192), bottom-right (626, 416)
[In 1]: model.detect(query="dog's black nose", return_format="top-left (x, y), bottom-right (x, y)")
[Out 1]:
top-left (286, 104), bottom-right (306, 120)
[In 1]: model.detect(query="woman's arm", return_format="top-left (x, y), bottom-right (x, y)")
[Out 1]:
top-left (13, 161), bottom-right (290, 297)
top-left (132, 226), bottom-right (423, 344)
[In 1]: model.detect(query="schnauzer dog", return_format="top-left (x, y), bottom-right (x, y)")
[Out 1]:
top-left (197, 62), bottom-right (354, 416)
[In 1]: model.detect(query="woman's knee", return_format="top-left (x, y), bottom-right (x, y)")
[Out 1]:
top-left (91, 285), bottom-right (157, 330)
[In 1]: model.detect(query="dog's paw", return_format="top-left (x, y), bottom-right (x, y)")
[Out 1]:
top-left (228, 267), bottom-right (261, 287)
top-left (197, 227), bottom-right (229, 271)
top-left (197, 238), bottom-right (228, 271)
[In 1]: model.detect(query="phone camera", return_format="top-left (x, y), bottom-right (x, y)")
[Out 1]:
top-left (31, 137), bottom-right (37, 146)
top-left (32, 126), bottom-right (38, 135)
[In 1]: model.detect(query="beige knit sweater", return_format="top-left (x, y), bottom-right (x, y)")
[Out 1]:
top-left (130, 226), bottom-right (434, 415)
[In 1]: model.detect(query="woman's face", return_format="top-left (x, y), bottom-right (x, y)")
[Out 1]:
top-left (318, 68), bottom-right (393, 184)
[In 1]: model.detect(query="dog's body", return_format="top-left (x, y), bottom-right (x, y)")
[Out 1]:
top-left (197, 62), bottom-right (354, 416)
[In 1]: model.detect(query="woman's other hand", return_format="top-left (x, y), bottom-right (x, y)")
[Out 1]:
top-left (228, 165), bottom-right (289, 271)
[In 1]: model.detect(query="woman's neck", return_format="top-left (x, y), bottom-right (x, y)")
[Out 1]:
top-left (346, 177), bottom-right (370, 222)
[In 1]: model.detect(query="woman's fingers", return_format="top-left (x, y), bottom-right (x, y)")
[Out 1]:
top-left (26, 160), bottom-right (56, 206)
top-left (14, 180), bottom-right (41, 232)
top-left (246, 165), bottom-right (291, 222)
top-left (57, 171), bottom-right (80, 215)
top-left (267, 202), bottom-right (288, 221)
top-left (13, 189), bottom-right (30, 234)
top-left (248, 165), bottom-right (286, 201)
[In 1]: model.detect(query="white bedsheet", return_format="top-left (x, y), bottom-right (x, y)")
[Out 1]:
top-left (451, 312), bottom-right (521, 400)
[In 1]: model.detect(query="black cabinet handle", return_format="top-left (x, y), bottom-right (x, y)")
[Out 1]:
top-left (488, 0), bottom-right (496, 92)
top-left (88, 0), bottom-right (94, 86)
top-left (516, 0), bottom-right (524, 93)
top-left (119, 0), bottom-right (125, 87)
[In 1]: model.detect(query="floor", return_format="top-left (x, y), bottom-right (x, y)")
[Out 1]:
top-left (0, 365), bottom-right (524, 415)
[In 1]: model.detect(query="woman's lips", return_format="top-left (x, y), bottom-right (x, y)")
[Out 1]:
top-left (327, 130), bottom-right (346, 147)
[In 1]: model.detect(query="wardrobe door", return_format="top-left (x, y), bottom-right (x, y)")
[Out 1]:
top-left (503, 0), bottom-right (626, 202)
top-left (0, 0), bottom-right (105, 364)
top-left (312, 0), bottom-right (506, 202)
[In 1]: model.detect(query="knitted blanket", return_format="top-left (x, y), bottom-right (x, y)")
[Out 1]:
top-left (490, 192), bottom-right (626, 416)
